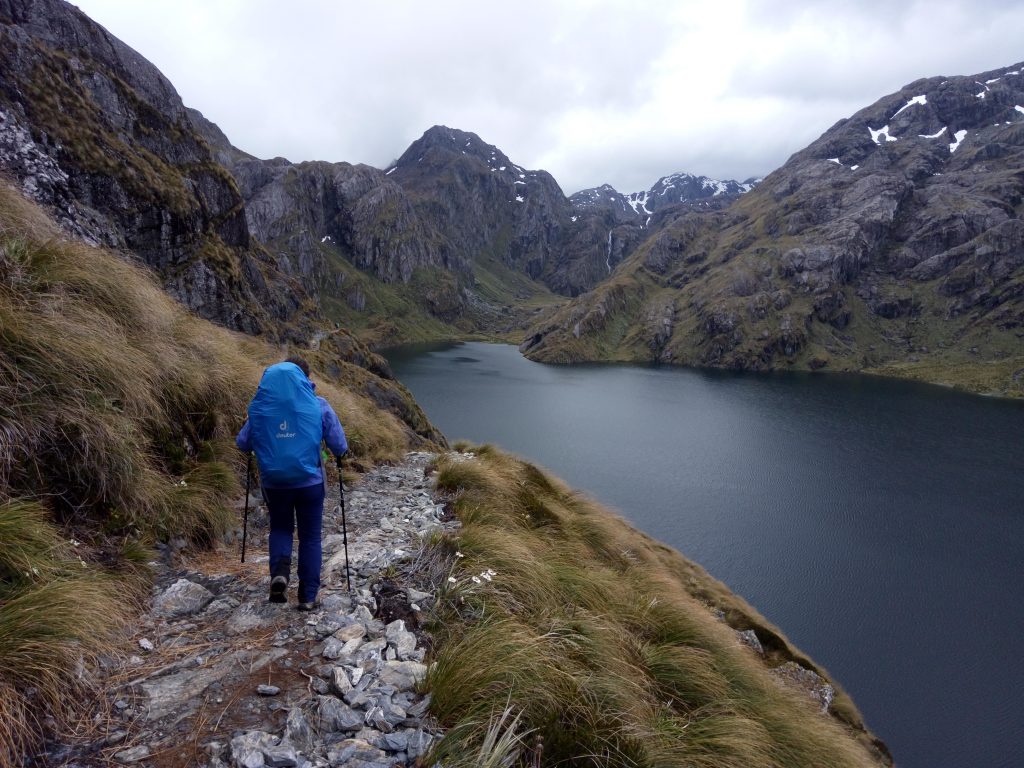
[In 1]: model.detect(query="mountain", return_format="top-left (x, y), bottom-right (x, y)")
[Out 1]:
top-left (559, 174), bottom-right (760, 297)
top-left (522, 63), bottom-right (1024, 396)
top-left (0, 0), bottom-right (751, 349)
top-left (571, 172), bottom-right (759, 223)
top-left (0, 0), bottom-right (312, 339)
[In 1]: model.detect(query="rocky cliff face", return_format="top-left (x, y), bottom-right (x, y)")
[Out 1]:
top-left (0, 0), bottom-right (311, 338)
top-left (523, 62), bottom-right (1024, 395)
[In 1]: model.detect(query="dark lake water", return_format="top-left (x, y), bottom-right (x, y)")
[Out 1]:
top-left (384, 341), bottom-right (1024, 768)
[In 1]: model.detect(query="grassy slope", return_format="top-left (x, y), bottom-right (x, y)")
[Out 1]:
top-left (423, 447), bottom-right (891, 768)
top-left (0, 183), bottom-right (423, 763)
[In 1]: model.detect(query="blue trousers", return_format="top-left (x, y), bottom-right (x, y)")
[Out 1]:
top-left (264, 483), bottom-right (325, 603)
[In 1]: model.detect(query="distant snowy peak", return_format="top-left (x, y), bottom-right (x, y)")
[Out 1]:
top-left (571, 173), bottom-right (759, 220)
top-left (637, 172), bottom-right (759, 212)
top-left (569, 184), bottom-right (633, 212)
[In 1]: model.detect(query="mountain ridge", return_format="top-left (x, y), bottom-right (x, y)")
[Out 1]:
top-left (521, 61), bottom-right (1024, 397)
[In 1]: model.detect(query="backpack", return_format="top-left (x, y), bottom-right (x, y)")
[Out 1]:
top-left (247, 362), bottom-right (323, 486)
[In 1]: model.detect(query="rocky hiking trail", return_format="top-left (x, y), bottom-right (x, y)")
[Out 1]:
top-left (52, 452), bottom-right (458, 768)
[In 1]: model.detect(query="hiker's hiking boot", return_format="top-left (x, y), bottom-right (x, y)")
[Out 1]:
top-left (269, 556), bottom-right (291, 603)
top-left (296, 600), bottom-right (318, 612)
top-left (269, 575), bottom-right (288, 603)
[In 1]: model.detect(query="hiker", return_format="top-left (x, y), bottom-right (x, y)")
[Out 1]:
top-left (236, 357), bottom-right (347, 610)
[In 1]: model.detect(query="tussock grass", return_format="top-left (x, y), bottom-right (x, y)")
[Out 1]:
top-left (0, 181), bottom-right (409, 534)
top-left (0, 182), bottom-right (416, 762)
top-left (424, 448), bottom-right (891, 767)
top-left (0, 500), bottom-right (127, 765)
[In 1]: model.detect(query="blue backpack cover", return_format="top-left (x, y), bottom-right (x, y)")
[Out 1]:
top-left (247, 363), bottom-right (323, 486)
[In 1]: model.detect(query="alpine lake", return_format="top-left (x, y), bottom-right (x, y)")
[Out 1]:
top-left (384, 341), bottom-right (1024, 768)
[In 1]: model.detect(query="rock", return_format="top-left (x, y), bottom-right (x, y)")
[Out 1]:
top-left (406, 588), bottom-right (432, 604)
top-left (341, 637), bottom-right (364, 656)
top-left (138, 638), bottom-right (154, 652)
top-left (343, 687), bottom-right (374, 709)
top-left (318, 696), bottom-right (364, 733)
top-left (325, 739), bottom-right (390, 768)
top-left (321, 637), bottom-right (347, 660)
top-left (263, 744), bottom-right (298, 768)
top-left (406, 728), bottom-right (435, 761)
top-left (284, 706), bottom-right (314, 753)
top-left (331, 666), bottom-right (353, 696)
top-left (320, 593), bottom-right (353, 612)
top-left (226, 603), bottom-right (276, 635)
top-left (379, 729), bottom-right (410, 752)
top-left (770, 662), bottom-right (836, 713)
top-left (364, 705), bottom-right (391, 733)
top-left (406, 693), bottom-right (431, 718)
top-left (314, 614), bottom-right (347, 637)
top-left (153, 579), bottom-right (215, 619)
top-left (256, 684), bottom-right (281, 696)
top-left (379, 698), bottom-right (407, 729)
top-left (376, 661), bottom-right (427, 692)
top-left (335, 622), bottom-right (367, 643)
top-left (207, 596), bottom-right (242, 614)
top-left (359, 638), bottom-right (387, 656)
top-left (229, 730), bottom-right (278, 768)
top-left (352, 605), bottom-right (375, 624)
top-left (348, 665), bottom-right (365, 686)
top-left (385, 620), bottom-right (417, 660)
top-left (737, 629), bottom-right (764, 655)
top-left (140, 648), bottom-right (287, 722)
top-left (113, 745), bottom-right (151, 763)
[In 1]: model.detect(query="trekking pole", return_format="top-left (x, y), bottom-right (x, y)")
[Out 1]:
top-left (241, 453), bottom-right (252, 563)
top-left (337, 454), bottom-right (351, 591)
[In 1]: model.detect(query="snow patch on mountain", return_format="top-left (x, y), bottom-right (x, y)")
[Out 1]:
top-left (949, 129), bottom-right (968, 153)
top-left (869, 125), bottom-right (898, 144)
top-left (627, 190), bottom-right (651, 215)
top-left (892, 95), bottom-right (927, 118)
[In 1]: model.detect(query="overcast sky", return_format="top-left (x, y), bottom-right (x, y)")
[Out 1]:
top-left (73, 0), bottom-right (1024, 195)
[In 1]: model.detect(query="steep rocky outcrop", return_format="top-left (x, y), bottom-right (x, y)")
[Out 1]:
top-left (523, 62), bottom-right (1024, 396)
top-left (0, 0), bottom-right (308, 338)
